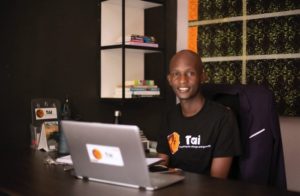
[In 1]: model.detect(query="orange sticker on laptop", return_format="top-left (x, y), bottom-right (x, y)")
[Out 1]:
top-left (168, 132), bottom-right (180, 154)
top-left (86, 144), bottom-right (124, 167)
top-left (92, 149), bottom-right (102, 160)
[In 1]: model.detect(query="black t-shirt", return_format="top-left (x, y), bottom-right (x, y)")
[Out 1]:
top-left (156, 99), bottom-right (241, 174)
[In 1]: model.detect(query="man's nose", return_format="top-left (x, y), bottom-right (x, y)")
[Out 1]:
top-left (179, 73), bottom-right (187, 83)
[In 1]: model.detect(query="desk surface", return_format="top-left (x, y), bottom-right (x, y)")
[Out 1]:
top-left (0, 150), bottom-right (298, 196)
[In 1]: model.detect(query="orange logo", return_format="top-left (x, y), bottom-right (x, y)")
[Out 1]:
top-left (92, 149), bottom-right (102, 160)
top-left (36, 109), bottom-right (44, 118)
top-left (167, 132), bottom-right (180, 154)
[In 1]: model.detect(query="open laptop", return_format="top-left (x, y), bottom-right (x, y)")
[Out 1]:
top-left (61, 120), bottom-right (184, 190)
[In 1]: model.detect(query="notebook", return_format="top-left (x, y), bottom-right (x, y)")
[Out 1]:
top-left (61, 120), bottom-right (185, 190)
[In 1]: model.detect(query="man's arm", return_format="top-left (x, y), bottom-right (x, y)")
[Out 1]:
top-left (210, 157), bottom-right (233, 179)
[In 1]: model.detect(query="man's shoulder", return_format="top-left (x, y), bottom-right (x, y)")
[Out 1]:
top-left (205, 99), bottom-right (232, 113)
top-left (203, 99), bottom-right (237, 121)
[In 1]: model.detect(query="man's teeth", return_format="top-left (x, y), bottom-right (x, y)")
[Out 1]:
top-left (179, 87), bottom-right (189, 92)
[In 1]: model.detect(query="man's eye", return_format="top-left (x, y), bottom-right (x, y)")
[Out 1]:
top-left (171, 72), bottom-right (180, 77)
top-left (186, 71), bottom-right (195, 77)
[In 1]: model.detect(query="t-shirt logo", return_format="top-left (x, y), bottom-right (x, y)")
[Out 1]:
top-left (167, 132), bottom-right (180, 154)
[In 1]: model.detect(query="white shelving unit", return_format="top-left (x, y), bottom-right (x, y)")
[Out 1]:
top-left (100, 0), bottom-right (164, 99)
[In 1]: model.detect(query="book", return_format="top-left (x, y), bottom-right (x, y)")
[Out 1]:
top-left (116, 34), bottom-right (157, 44)
top-left (132, 90), bottom-right (160, 96)
top-left (132, 94), bottom-right (160, 98)
top-left (114, 90), bottom-right (160, 96)
top-left (115, 79), bottom-right (160, 98)
top-left (130, 34), bottom-right (156, 43)
top-left (115, 86), bottom-right (159, 92)
top-left (125, 80), bottom-right (155, 86)
top-left (131, 87), bottom-right (159, 91)
top-left (125, 41), bottom-right (158, 48)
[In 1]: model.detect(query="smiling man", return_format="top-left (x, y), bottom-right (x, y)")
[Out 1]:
top-left (156, 50), bottom-right (241, 179)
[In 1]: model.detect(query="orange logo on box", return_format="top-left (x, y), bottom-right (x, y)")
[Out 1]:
top-left (36, 109), bottom-right (44, 118)
top-left (168, 132), bottom-right (180, 154)
top-left (92, 149), bottom-right (102, 160)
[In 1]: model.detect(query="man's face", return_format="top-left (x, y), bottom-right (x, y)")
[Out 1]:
top-left (167, 54), bottom-right (203, 101)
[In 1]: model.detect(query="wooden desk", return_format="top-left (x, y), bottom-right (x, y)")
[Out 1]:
top-left (0, 150), bottom-right (297, 196)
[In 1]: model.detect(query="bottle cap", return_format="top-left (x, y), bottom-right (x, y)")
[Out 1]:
top-left (114, 110), bottom-right (121, 117)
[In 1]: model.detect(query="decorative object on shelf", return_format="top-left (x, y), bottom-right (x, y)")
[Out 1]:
top-left (116, 34), bottom-right (159, 48)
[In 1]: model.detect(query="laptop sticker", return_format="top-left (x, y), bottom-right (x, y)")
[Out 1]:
top-left (86, 144), bottom-right (124, 166)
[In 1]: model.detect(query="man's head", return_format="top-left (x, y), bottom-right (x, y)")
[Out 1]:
top-left (167, 50), bottom-right (205, 101)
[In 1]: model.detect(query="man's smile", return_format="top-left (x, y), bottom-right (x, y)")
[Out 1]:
top-left (178, 87), bottom-right (189, 93)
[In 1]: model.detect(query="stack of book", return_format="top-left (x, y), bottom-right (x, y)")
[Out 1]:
top-left (116, 34), bottom-right (159, 48)
top-left (114, 80), bottom-right (160, 98)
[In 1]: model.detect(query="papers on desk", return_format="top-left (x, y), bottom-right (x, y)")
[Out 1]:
top-left (146, 157), bottom-right (162, 166)
top-left (56, 155), bottom-right (73, 165)
top-left (56, 155), bottom-right (162, 166)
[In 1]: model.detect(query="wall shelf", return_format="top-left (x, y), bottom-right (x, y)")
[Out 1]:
top-left (101, 45), bottom-right (163, 53)
top-left (100, 0), bottom-right (166, 100)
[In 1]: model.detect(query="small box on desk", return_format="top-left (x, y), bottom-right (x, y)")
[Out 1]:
top-left (30, 98), bottom-right (61, 152)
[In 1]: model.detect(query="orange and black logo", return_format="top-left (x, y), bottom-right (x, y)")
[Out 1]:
top-left (167, 132), bottom-right (180, 154)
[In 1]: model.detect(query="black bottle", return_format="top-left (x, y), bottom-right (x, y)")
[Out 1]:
top-left (59, 96), bottom-right (71, 155)
top-left (62, 97), bottom-right (71, 120)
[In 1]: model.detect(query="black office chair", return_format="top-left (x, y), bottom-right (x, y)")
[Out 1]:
top-left (202, 83), bottom-right (287, 189)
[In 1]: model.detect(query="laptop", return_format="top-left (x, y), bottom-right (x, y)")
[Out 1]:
top-left (61, 120), bottom-right (185, 190)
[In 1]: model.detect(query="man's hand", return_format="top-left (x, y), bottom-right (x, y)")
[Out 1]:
top-left (157, 153), bottom-right (169, 166)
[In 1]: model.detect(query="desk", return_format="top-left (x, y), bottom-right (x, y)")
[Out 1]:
top-left (0, 150), bottom-right (298, 196)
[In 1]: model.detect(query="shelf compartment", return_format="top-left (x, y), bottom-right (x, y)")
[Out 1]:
top-left (100, 49), bottom-right (164, 99)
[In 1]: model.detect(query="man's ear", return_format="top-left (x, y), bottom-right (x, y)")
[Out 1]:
top-left (200, 71), bottom-right (208, 83)
top-left (167, 74), bottom-right (172, 85)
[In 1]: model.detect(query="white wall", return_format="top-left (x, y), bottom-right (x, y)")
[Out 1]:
top-left (280, 117), bottom-right (300, 192)
top-left (176, 0), bottom-right (188, 51)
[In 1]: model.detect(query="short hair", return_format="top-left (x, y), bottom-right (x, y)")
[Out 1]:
top-left (169, 49), bottom-right (203, 73)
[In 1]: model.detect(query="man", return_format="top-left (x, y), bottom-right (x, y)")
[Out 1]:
top-left (156, 50), bottom-right (241, 179)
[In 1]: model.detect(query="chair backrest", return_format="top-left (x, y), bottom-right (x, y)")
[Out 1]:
top-left (202, 84), bottom-right (286, 189)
